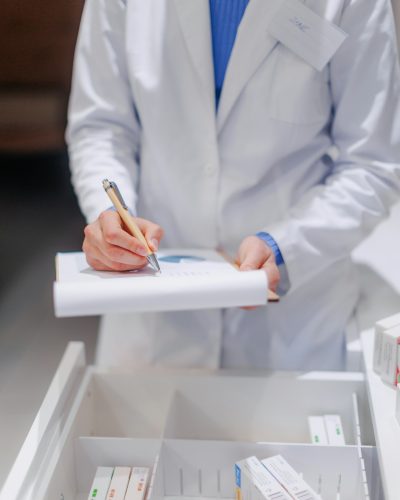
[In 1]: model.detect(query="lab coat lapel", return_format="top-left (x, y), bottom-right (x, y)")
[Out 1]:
top-left (173, 0), bottom-right (215, 111)
top-left (217, 0), bottom-right (280, 133)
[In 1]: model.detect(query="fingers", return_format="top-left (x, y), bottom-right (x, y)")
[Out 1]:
top-left (136, 218), bottom-right (164, 252)
top-left (83, 211), bottom-right (165, 272)
top-left (263, 260), bottom-right (280, 293)
top-left (239, 251), bottom-right (266, 271)
top-left (237, 236), bottom-right (270, 271)
top-left (236, 235), bottom-right (281, 308)
top-left (84, 254), bottom-right (114, 272)
top-left (83, 211), bottom-right (153, 271)
top-left (99, 211), bottom-right (147, 256)
top-left (83, 229), bottom-right (147, 271)
top-left (98, 241), bottom-right (148, 268)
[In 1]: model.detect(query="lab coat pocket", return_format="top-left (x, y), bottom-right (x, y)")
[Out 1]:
top-left (268, 45), bottom-right (331, 125)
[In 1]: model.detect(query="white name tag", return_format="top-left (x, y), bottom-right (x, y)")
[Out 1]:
top-left (268, 0), bottom-right (348, 71)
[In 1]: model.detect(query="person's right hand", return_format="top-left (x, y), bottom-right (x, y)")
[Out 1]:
top-left (82, 210), bottom-right (164, 271)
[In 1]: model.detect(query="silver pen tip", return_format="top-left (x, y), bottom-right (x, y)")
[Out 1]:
top-left (147, 253), bottom-right (161, 273)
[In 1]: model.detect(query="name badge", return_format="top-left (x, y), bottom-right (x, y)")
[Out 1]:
top-left (268, 0), bottom-right (348, 71)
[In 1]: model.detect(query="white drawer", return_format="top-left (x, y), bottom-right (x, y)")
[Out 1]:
top-left (44, 438), bottom-right (380, 500)
top-left (0, 335), bottom-right (392, 500)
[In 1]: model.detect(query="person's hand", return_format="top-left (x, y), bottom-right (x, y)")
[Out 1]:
top-left (236, 235), bottom-right (280, 295)
top-left (83, 210), bottom-right (164, 271)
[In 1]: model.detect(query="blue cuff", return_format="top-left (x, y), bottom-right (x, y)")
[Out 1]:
top-left (256, 232), bottom-right (284, 266)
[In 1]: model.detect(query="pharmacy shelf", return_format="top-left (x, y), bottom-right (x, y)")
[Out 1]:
top-left (361, 329), bottom-right (400, 500)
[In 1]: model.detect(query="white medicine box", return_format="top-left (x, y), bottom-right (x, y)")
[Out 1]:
top-left (0, 331), bottom-right (395, 500)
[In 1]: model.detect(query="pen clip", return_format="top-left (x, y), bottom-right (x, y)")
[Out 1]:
top-left (109, 181), bottom-right (128, 210)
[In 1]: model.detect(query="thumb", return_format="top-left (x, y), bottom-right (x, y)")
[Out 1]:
top-left (239, 245), bottom-right (266, 271)
top-left (263, 260), bottom-right (280, 293)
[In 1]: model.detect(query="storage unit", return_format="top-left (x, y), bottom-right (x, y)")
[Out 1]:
top-left (1, 332), bottom-right (397, 500)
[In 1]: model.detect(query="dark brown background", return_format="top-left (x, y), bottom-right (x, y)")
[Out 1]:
top-left (0, 0), bottom-right (84, 151)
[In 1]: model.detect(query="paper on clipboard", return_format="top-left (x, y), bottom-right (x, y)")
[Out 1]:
top-left (53, 249), bottom-right (268, 317)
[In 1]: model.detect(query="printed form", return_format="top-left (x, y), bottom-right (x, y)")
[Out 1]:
top-left (54, 250), bottom-right (268, 317)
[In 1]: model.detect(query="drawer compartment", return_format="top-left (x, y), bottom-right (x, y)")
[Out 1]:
top-left (153, 440), bottom-right (383, 500)
top-left (163, 374), bottom-right (374, 445)
top-left (68, 370), bottom-right (374, 445)
top-left (45, 437), bottom-right (160, 500)
top-left (45, 438), bottom-right (383, 500)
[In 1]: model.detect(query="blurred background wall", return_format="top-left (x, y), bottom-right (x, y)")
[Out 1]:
top-left (0, 0), bottom-right (87, 293)
top-left (0, 0), bottom-right (83, 151)
top-left (0, 0), bottom-right (98, 485)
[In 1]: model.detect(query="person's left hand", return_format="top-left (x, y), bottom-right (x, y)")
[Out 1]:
top-left (236, 236), bottom-right (280, 297)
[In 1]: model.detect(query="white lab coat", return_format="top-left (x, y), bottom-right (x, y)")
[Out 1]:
top-left (67, 0), bottom-right (400, 371)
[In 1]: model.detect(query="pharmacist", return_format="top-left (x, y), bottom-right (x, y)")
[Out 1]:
top-left (67, 0), bottom-right (400, 370)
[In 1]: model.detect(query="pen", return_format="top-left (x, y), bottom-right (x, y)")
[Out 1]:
top-left (102, 179), bottom-right (161, 273)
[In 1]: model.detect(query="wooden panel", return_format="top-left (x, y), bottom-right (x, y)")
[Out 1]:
top-left (0, 0), bottom-right (84, 86)
top-left (0, 1), bottom-right (84, 151)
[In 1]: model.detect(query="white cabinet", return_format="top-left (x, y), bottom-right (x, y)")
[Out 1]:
top-left (0, 335), bottom-right (394, 500)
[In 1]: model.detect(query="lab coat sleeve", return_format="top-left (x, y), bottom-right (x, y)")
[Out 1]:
top-left (66, 0), bottom-right (140, 223)
top-left (265, 0), bottom-right (400, 293)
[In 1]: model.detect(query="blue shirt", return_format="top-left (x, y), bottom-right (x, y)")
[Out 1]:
top-left (209, 0), bottom-right (249, 108)
top-left (209, 0), bottom-right (284, 266)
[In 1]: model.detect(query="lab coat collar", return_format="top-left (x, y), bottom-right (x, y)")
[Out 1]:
top-left (173, 0), bottom-right (216, 112)
top-left (217, 0), bottom-right (280, 133)
top-left (173, 0), bottom-right (280, 131)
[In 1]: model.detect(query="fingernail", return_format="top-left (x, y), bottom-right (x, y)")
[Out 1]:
top-left (150, 238), bottom-right (158, 251)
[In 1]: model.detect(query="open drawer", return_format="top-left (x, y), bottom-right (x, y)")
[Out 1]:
top-left (42, 437), bottom-right (380, 500)
top-left (0, 341), bottom-right (386, 500)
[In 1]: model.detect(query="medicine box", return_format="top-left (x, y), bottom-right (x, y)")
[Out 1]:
top-left (235, 456), bottom-right (291, 500)
top-left (124, 467), bottom-right (150, 500)
top-left (380, 325), bottom-right (400, 386)
top-left (374, 312), bottom-right (400, 374)
top-left (307, 416), bottom-right (328, 445)
top-left (87, 467), bottom-right (113, 500)
top-left (324, 415), bottom-right (346, 446)
top-left (261, 455), bottom-right (319, 500)
top-left (105, 466), bottom-right (130, 500)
